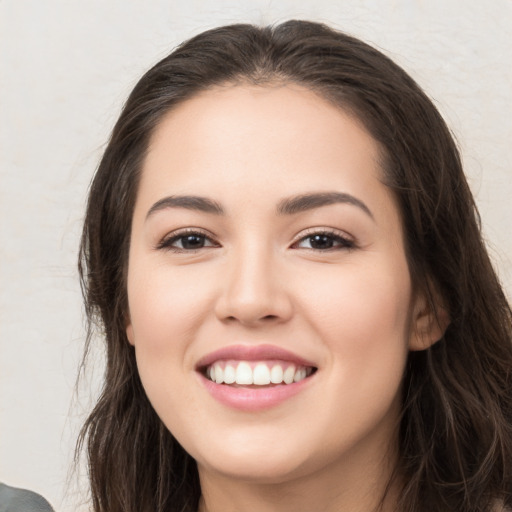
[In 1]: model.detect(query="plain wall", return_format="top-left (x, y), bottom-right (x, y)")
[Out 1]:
top-left (1, 1), bottom-right (511, 510)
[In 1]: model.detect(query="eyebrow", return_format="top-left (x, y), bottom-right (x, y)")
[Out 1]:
top-left (146, 191), bottom-right (373, 220)
top-left (277, 192), bottom-right (374, 219)
top-left (146, 195), bottom-right (225, 219)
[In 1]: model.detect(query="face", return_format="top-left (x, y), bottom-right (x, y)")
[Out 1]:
top-left (126, 84), bottom-right (433, 486)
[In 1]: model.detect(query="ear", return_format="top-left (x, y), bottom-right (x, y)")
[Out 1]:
top-left (126, 317), bottom-right (135, 346)
top-left (409, 287), bottom-right (450, 351)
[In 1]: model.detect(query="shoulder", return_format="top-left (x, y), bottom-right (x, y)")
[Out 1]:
top-left (0, 483), bottom-right (55, 512)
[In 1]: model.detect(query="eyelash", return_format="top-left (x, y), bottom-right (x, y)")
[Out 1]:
top-left (156, 228), bottom-right (218, 252)
top-left (291, 229), bottom-right (355, 251)
top-left (156, 228), bottom-right (355, 253)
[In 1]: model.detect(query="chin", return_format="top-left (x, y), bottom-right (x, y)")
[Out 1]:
top-left (189, 429), bottom-right (314, 484)
top-left (200, 453), bottom-right (309, 485)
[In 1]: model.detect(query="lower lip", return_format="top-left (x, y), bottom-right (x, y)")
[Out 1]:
top-left (198, 373), bottom-right (313, 411)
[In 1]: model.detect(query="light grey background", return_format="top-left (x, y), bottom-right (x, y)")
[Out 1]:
top-left (1, 1), bottom-right (511, 510)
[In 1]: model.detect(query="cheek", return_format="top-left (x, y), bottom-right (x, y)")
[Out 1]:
top-left (300, 257), bottom-right (412, 384)
top-left (313, 261), bottom-right (412, 434)
top-left (126, 267), bottom-right (207, 420)
top-left (125, 263), bottom-right (215, 419)
top-left (127, 261), bottom-right (214, 353)
top-left (126, 258), bottom-right (226, 412)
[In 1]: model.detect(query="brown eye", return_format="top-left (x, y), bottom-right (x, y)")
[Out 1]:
top-left (308, 234), bottom-right (336, 250)
top-left (178, 234), bottom-right (208, 249)
top-left (157, 230), bottom-right (218, 252)
top-left (294, 231), bottom-right (354, 251)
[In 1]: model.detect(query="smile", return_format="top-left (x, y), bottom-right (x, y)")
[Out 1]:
top-left (205, 360), bottom-right (315, 386)
top-left (196, 345), bottom-right (318, 411)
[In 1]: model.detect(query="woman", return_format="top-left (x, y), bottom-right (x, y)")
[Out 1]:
top-left (77, 20), bottom-right (512, 512)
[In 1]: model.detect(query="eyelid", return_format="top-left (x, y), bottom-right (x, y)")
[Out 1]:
top-left (155, 227), bottom-right (220, 251)
top-left (290, 227), bottom-right (356, 249)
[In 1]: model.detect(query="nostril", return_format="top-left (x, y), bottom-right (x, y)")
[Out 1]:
top-left (223, 314), bottom-right (280, 324)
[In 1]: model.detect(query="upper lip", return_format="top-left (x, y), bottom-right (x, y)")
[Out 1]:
top-left (195, 344), bottom-right (317, 370)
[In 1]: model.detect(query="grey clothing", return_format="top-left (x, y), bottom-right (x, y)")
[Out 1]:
top-left (0, 483), bottom-right (54, 512)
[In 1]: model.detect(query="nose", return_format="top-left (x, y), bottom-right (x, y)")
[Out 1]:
top-left (214, 244), bottom-right (294, 327)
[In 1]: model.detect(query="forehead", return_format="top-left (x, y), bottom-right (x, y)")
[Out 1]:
top-left (142, 84), bottom-right (385, 196)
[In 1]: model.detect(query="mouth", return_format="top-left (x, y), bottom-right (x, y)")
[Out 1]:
top-left (201, 360), bottom-right (316, 386)
top-left (195, 345), bottom-right (318, 410)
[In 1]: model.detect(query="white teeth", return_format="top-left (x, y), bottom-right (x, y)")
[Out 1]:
top-left (207, 361), bottom-right (313, 386)
top-left (253, 363), bottom-right (271, 385)
top-left (223, 364), bottom-right (236, 384)
top-left (235, 362), bottom-right (253, 385)
top-left (283, 366), bottom-right (295, 384)
top-left (294, 367), bottom-right (307, 382)
top-left (214, 366), bottom-right (224, 384)
top-left (270, 365), bottom-right (284, 384)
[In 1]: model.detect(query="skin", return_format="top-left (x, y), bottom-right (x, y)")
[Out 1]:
top-left (126, 84), bottom-right (444, 512)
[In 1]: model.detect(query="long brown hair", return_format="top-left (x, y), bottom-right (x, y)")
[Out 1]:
top-left (78, 20), bottom-right (512, 512)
